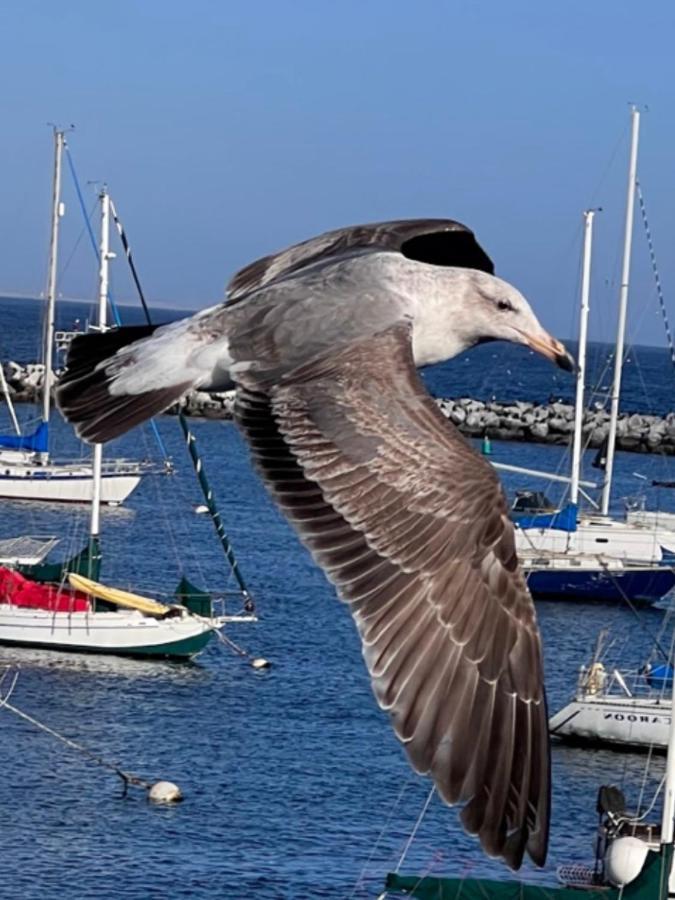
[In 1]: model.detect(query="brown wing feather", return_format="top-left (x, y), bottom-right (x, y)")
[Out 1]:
top-left (233, 323), bottom-right (549, 870)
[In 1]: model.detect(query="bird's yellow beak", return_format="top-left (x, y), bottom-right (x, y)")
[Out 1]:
top-left (519, 330), bottom-right (575, 371)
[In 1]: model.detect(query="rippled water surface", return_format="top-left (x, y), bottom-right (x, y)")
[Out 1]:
top-left (1, 298), bottom-right (675, 898)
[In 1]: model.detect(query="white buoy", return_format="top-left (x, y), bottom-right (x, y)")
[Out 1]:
top-left (193, 504), bottom-right (209, 515)
top-left (148, 781), bottom-right (183, 804)
top-left (251, 657), bottom-right (270, 670)
top-left (605, 836), bottom-right (649, 886)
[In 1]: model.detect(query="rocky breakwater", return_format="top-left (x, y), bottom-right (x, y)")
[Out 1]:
top-left (1, 361), bottom-right (49, 403)
top-left (176, 388), bottom-right (236, 419)
top-left (3, 361), bottom-right (675, 455)
top-left (436, 397), bottom-right (675, 455)
top-left (0, 361), bottom-right (240, 419)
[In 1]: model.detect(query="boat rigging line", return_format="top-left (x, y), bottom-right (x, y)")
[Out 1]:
top-left (346, 779), bottom-right (413, 900)
top-left (64, 145), bottom-right (172, 465)
top-left (375, 786), bottom-right (437, 900)
top-left (65, 148), bottom-right (255, 610)
top-left (62, 149), bottom-right (266, 664)
top-left (596, 557), bottom-right (671, 663)
top-left (635, 180), bottom-right (675, 488)
top-left (106, 195), bottom-right (255, 613)
top-left (636, 180), bottom-right (675, 369)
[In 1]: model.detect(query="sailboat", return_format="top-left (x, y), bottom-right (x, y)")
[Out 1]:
top-left (549, 648), bottom-right (673, 752)
top-left (511, 108), bottom-right (675, 604)
top-left (383, 627), bottom-right (675, 897)
top-left (549, 591), bottom-right (675, 751)
top-left (0, 185), bottom-right (248, 659)
top-left (0, 128), bottom-right (150, 505)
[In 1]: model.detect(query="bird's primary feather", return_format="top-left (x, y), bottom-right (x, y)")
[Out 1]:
top-left (234, 322), bottom-right (549, 868)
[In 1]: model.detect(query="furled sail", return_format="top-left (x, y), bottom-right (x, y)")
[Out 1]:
top-left (68, 573), bottom-right (172, 617)
top-left (0, 422), bottom-right (49, 453)
top-left (512, 502), bottom-right (578, 532)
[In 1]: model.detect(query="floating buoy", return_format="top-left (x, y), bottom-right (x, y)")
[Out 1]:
top-left (148, 781), bottom-right (183, 804)
top-left (250, 657), bottom-right (270, 670)
top-left (193, 504), bottom-right (209, 515)
top-left (481, 435), bottom-right (492, 456)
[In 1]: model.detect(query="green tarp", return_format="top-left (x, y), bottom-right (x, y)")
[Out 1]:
top-left (17, 539), bottom-right (101, 584)
top-left (386, 844), bottom-right (671, 899)
top-left (175, 576), bottom-right (212, 618)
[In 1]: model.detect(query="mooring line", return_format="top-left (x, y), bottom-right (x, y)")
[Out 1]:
top-left (0, 669), bottom-right (182, 801)
top-left (192, 616), bottom-right (270, 669)
top-left (3, 697), bottom-right (149, 790)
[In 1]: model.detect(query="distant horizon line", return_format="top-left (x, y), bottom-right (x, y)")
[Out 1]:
top-left (0, 291), bottom-right (203, 313)
top-left (0, 292), bottom-right (668, 352)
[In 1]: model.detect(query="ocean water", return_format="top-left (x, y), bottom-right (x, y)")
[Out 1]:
top-left (0, 297), bottom-right (675, 898)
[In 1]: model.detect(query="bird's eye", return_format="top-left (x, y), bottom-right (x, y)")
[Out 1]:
top-left (497, 299), bottom-right (514, 312)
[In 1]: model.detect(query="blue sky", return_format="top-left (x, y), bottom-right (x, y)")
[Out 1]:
top-left (1, 1), bottom-right (675, 345)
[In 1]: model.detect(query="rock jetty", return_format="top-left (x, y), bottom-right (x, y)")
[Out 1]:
top-left (3, 361), bottom-right (675, 455)
top-left (2, 362), bottom-right (49, 402)
top-left (434, 397), bottom-right (675, 455)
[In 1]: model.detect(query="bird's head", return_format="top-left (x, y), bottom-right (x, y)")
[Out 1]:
top-left (406, 265), bottom-right (575, 372)
top-left (463, 270), bottom-right (574, 370)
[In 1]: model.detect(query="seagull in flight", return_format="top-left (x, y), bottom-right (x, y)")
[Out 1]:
top-left (57, 218), bottom-right (573, 869)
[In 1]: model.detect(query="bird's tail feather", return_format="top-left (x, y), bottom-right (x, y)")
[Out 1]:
top-left (56, 324), bottom-right (197, 444)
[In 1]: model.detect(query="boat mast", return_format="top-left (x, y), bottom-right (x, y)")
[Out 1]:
top-left (601, 106), bottom-right (640, 515)
top-left (42, 128), bottom-right (66, 432)
top-left (89, 186), bottom-right (113, 554)
top-left (661, 660), bottom-right (675, 846)
top-left (0, 365), bottom-right (21, 436)
top-left (570, 209), bottom-right (596, 508)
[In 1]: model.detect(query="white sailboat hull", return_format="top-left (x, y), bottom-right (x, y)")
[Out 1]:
top-left (516, 514), bottom-right (675, 564)
top-left (627, 509), bottom-right (675, 533)
top-left (0, 457), bottom-right (142, 505)
top-left (0, 604), bottom-right (214, 658)
top-left (550, 694), bottom-right (671, 750)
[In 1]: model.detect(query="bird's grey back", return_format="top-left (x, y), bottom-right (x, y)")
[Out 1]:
top-left (222, 253), bottom-right (414, 386)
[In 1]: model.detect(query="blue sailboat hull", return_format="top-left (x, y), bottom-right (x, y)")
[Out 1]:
top-left (525, 565), bottom-right (675, 603)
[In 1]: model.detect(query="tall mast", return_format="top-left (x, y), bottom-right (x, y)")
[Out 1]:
top-left (89, 186), bottom-right (113, 548)
top-left (601, 106), bottom-right (640, 515)
top-left (570, 209), bottom-right (596, 508)
top-left (660, 657), bottom-right (675, 845)
top-left (42, 128), bottom-right (66, 430)
top-left (0, 366), bottom-right (21, 436)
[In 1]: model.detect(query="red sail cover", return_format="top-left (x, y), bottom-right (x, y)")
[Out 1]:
top-left (0, 566), bottom-right (90, 612)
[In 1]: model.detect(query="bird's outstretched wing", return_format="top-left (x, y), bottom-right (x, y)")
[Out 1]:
top-left (234, 321), bottom-right (549, 870)
top-left (227, 218), bottom-right (494, 300)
